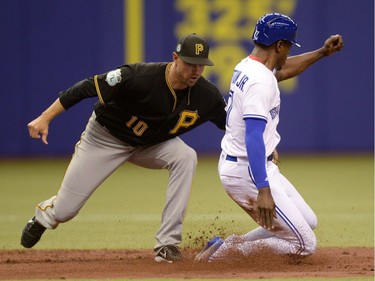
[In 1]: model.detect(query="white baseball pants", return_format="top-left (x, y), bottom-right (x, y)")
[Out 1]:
top-left (212, 151), bottom-right (317, 259)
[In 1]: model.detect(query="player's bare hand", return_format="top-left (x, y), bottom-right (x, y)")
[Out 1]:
top-left (321, 34), bottom-right (344, 56)
top-left (27, 116), bottom-right (50, 145)
top-left (257, 187), bottom-right (276, 230)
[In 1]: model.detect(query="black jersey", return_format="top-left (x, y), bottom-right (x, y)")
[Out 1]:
top-left (59, 62), bottom-right (226, 146)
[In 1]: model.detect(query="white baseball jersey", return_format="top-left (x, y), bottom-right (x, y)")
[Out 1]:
top-left (215, 56), bottom-right (317, 259)
top-left (221, 56), bottom-right (281, 158)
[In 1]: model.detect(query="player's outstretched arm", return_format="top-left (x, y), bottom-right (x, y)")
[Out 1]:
top-left (27, 98), bottom-right (65, 145)
top-left (276, 34), bottom-right (344, 82)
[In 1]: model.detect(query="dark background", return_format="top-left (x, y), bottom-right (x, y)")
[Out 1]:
top-left (1, 0), bottom-right (373, 156)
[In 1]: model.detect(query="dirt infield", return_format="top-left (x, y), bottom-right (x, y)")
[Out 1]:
top-left (1, 247), bottom-right (373, 279)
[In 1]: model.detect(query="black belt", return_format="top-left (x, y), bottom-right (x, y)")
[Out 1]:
top-left (226, 153), bottom-right (274, 162)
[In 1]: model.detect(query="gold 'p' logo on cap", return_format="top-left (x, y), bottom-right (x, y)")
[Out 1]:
top-left (195, 44), bottom-right (204, 55)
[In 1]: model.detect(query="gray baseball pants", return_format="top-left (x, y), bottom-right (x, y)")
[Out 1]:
top-left (35, 112), bottom-right (197, 249)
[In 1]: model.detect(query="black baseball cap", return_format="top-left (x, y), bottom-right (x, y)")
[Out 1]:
top-left (175, 33), bottom-right (214, 66)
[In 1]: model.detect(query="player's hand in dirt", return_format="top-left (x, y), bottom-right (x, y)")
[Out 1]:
top-left (257, 187), bottom-right (277, 230)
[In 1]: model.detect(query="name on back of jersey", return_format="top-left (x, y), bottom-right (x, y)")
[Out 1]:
top-left (231, 70), bottom-right (249, 92)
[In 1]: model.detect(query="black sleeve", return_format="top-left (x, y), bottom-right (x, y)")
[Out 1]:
top-left (208, 85), bottom-right (227, 130)
top-left (211, 95), bottom-right (227, 130)
top-left (58, 78), bottom-right (97, 110)
top-left (58, 66), bottom-right (133, 110)
top-left (91, 66), bottom-right (133, 105)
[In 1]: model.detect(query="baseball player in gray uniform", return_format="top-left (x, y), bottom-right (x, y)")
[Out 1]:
top-left (20, 33), bottom-right (227, 263)
top-left (195, 13), bottom-right (344, 262)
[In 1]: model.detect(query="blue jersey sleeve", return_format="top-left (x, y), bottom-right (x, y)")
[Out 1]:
top-left (245, 118), bottom-right (269, 189)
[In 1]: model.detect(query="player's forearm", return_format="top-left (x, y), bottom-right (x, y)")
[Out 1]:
top-left (40, 98), bottom-right (65, 122)
top-left (245, 118), bottom-right (269, 189)
top-left (276, 48), bottom-right (326, 82)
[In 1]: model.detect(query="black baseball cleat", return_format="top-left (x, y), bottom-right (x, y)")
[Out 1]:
top-left (20, 216), bottom-right (46, 248)
top-left (154, 244), bottom-right (182, 263)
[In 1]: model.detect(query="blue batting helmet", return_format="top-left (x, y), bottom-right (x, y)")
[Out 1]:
top-left (252, 13), bottom-right (301, 47)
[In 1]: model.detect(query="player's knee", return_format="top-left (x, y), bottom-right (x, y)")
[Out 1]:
top-left (309, 218), bottom-right (318, 230)
top-left (172, 145), bottom-right (197, 170)
top-left (305, 234), bottom-right (317, 255)
top-left (307, 213), bottom-right (318, 230)
top-left (186, 146), bottom-right (197, 164)
top-left (300, 230), bottom-right (317, 256)
top-left (181, 146), bottom-right (198, 169)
